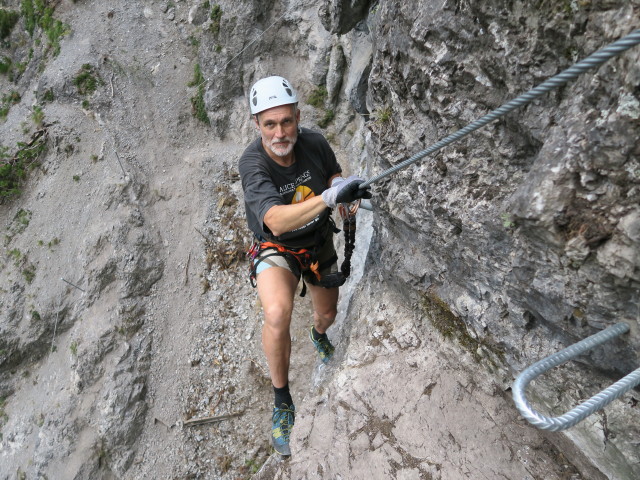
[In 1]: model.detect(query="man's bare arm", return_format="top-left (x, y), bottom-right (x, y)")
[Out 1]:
top-left (263, 195), bottom-right (328, 237)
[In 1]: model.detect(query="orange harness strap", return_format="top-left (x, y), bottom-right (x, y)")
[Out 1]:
top-left (248, 241), bottom-right (322, 284)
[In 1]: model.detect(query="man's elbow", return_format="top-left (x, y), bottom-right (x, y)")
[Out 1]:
top-left (267, 225), bottom-right (285, 237)
top-left (263, 207), bottom-right (285, 237)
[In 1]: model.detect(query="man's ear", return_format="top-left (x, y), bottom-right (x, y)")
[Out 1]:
top-left (253, 114), bottom-right (260, 128)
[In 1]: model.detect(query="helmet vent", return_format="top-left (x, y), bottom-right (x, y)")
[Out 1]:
top-left (282, 79), bottom-right (293, 97)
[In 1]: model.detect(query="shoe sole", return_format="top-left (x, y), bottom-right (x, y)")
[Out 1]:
top-left (271, 438), bottom-right (291, 457)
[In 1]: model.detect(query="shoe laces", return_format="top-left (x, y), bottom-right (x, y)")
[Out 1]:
top-left (316, 336), bottom-right (333, 353)
top-left (274, 405), bottom-right (295, 438)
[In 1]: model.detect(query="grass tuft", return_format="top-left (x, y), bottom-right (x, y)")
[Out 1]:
top-left (189, 64), bottom-right (210, 125)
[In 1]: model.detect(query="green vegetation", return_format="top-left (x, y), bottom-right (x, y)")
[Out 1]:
top-left (74, 64), bottom-right (101, 110)
top-left (421, 289), bottom-right (505, 368)
top-left (70, 340), bottom-right (78, 356)
top-left (0, 91), bottom-right (20, 120)
top-left (41, 88), bottom-right (54, 103)
top-left (375, 106), bottom-right (392, 124)
top-left (318, 109), bottom-right (334, 129)
top-left (0, 133), bottom-right (47, 201)
top-left (188, 35), bottom-right (199, 48)
top-left (4, 208), bottom-right (32, 244)
top-left (0, 396), bottom-right (7, 423)
top-left (8, 248), bottom-right (22, 264)
top-left (307, 86), bottom-right (327, 108)
top-left (210, 4), bottom-right (222, 35)
top-left (500, 212), bottom-right (515, 229)
top-left (0, 9), bottom-right (19, 39)
top-left (22, 263), bottom-right (35, 283)
top-left (307, 86), bottom-right (335, 128)
top-left (243, 457), bottom-right (265, 475)
top-left (0, 56), bottom-right (11, 75)
top-left (188, 63), bottom-right (210, 125)
top-left (21, 0), bottom-right (69, 55)
top-left (21, 0), bottom-right (37, 36)
top-left (42, 11), bottom-right (69, 56)
top-left (74, 64), bottom-right (100, 95)
top-left (72, 174), bottom-right (80, 182)
top-left (15, 208), bottom-right (31, 228)
top-left (31, 105), bottom-right (44, 127)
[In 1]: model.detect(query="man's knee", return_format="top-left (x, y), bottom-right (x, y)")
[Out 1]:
top-left (314, 305), bottom-right (337, 323)
top-left (263, 302), bottom-right (293, 331)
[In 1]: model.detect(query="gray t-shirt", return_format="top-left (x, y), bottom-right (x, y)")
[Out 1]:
top-left (239, 127), bottom-right (342, 248)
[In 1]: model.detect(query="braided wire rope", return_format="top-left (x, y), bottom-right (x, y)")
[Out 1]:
top-left (512, 323), bottom-right (640, 431)
top-left (360, 28), bottom-right (640, 189)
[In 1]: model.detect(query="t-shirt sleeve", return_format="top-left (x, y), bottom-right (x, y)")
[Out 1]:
top-left (239, 151), bottom-right (283, 234)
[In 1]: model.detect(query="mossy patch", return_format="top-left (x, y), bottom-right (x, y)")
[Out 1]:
top-left (0, 9), bottom-right (20, 39)
top-left (421, 289), bottom-right (505, 368)
top-left (0, 130), bottom-right (47, 202)
top-left (0, 91), bottom-right (20, 120)
top-left (188, 63), bottom-right (210, 125)
top-left (21, 0), bottom-right (70, 56)
top-left (74, 64), bottom-right (100, 95)
top-left (307, 85), bottom-right (335, 129)
top-left (209, 4), bottom-right (222, 36)
top-left (307, 86), bottom-right (327, 108)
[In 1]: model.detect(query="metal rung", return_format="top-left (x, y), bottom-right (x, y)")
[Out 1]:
top-left (512, 322), bottom-right (640, 431)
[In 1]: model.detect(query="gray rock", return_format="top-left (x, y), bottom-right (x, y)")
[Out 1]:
top-left (319, 0), bottom-right (373, 34)
top-left (326, 43), bottom-right (346, 106)
top-left (188, 4), bottom-right (209, 26)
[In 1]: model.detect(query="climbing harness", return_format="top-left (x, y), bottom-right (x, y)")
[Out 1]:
top-left (359, 28), bottom-right (640, 190)
top-left (512, 323), bottom-right (640, 431)
top-left (247, 202), bottom-right (359, 295)
top-left (247, 241), bottom-right (320, 297)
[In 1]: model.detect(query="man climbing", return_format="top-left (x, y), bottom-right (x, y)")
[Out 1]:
top-left (239, 75), bottom-right (371, 456)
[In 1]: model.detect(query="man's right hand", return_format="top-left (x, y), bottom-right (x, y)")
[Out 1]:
top-left (321, 175), bottom-right (372, 208)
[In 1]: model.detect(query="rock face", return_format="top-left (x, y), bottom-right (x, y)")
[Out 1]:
top-left (251, 0), bottom-right (640, 478)
top-left (289, 0), bottom-right (640, 478)
top-left (1, 0), bottom-right (639, 479)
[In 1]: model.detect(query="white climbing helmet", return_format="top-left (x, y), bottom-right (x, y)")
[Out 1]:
top-left (249, 76), bottom-right (298, 115)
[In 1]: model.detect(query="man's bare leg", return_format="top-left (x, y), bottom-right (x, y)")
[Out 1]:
top-left (256, 266), bottom-right (298, 388)
top-left (307, 283), bottom-right (338, 363)
top-left (308, 283), bottom-right (339, 334)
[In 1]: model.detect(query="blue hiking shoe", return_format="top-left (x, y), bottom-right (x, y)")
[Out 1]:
top-left (309, 326), bottom-right (335, 364)
top-left (271, 403), bottom-right (295, 456)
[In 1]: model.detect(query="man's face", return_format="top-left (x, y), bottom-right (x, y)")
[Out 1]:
top-left (255, 104), bottom-right (300, 160)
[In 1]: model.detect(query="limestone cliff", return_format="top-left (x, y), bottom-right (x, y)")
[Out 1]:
top-left (249, 0), bottom-right (640, 478)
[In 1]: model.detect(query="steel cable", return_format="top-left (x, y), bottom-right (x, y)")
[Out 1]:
top-left (512, 323), bottom-right (640, 431)
top-left (360, 28), bottom-right (640, 189)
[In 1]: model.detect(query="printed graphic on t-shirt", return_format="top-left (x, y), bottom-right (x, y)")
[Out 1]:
top-left (292, 185), bottom-right (315, 204)
top-left (278, 169), bottom-right (312, 196)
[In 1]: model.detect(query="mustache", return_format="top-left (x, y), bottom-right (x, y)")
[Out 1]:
top-left (270, 136), bottom-right (295, 147)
